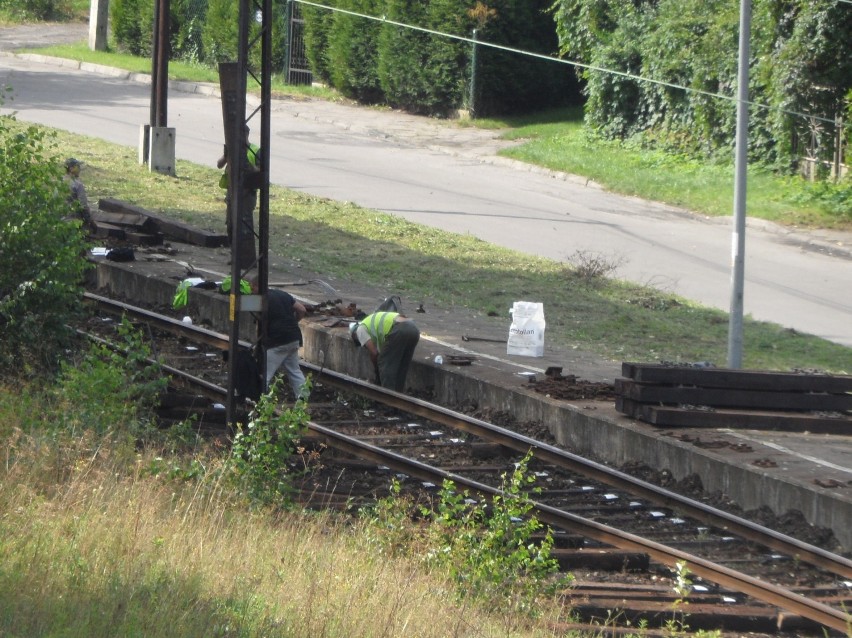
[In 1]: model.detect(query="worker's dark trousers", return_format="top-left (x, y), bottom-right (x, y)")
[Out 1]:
top-left (378, 321), bottom-right (420, 392)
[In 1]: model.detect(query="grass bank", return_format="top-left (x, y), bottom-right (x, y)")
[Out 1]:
top-left (13, 119), bottom-right (850, 373)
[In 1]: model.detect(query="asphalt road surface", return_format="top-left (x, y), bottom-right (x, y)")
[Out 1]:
top-left (1, 44), bottom-right (851, 351)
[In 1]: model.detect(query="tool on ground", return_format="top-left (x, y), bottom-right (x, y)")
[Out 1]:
top-left (462, 335), bottom-right (506, 343)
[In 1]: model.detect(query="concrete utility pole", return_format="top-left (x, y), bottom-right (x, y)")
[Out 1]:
top-left (727, 0), bottom-right (751, 369)
top-left (88, 0), bottom-right (109, 51)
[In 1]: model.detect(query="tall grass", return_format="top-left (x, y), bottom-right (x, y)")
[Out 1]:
top-left (0, 381), bottom-right (570, 638)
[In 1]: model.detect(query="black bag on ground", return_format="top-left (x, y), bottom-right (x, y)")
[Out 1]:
top-left (106, 246), bottom-right (135, 262)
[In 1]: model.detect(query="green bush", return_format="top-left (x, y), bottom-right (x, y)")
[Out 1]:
top-left (376, 0), bottom-right (475, 116)
top-left (170, 0), bottom-right (208, 64)
top-left (377, 0), bottom-right (432, 112)
top-left (0, 115), bottom-right (90, 375)
top-left (553, 0), bottom-right (852, 170)
top-left (55, 316), bottom-right (167, 436)
top-left (111, 0), bottom-right (154, 56)
top-left (327, 0), bottom-right (384, 103)
top-left (200, 0), bottom-right (237, 64)
top-left (227, 376), bottom-right (311, 507)
top-left (301, 0), bottom-right (581, 117)
top-left (422, 452), bottom-right (567, 613)
top-left (0, 0), bottom-right (72, 21)
top-left (473, 0), bottom-right (578, 117)
top-left (200, 0), bottom-right (289, 74)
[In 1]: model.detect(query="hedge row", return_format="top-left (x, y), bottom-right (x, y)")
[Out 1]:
top-left (111, 0), bottom-right (581, 117)
top-left (303, 0), bottom-right (579, 116)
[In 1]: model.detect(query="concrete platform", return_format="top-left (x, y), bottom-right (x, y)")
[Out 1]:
top-left (88, 240), bottom-right (852, 553)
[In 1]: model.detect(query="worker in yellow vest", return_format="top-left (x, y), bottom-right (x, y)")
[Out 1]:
top-left (217, 125), bottom-right (260, 243)
top-left (349, 311), bottom-right (420, 392)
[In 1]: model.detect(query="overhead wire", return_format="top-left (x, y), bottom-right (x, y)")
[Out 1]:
top-left (296, 0), bottom-right (842, 128)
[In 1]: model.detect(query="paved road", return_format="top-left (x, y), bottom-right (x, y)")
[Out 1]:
top-left (1, 31), bottom-right (851, 351)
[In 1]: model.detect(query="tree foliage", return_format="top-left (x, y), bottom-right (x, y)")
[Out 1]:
top-left (301, 0), bottom-right (337, 84)
top-left (112, 0), bottom-right (154, 56)
top-left (0, 114), bottom-right (90, 375)
top-left (552, 0), bottom-right (852, 169)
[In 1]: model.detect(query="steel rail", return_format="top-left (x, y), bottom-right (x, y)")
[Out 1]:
top-left (306, 420), bottom-right (851, 634)
top-left (304, 361), bottom-right (852, 582)
top-left (83, 292), bottom-right (251, 350)
top-left (80, 297), bottom-right (852, 632)
top-left (78, 330), bottom-right (230, 403)
top-left (81, 295), bottom-right (852, 578)
top-left (83, 294), bottom-right (852, 578)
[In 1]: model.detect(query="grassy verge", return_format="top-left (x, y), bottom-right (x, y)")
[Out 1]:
top-left (15, 119), bottom-right (850, 374)
top-left (24, 42), bottom-right (345, 102)
top-left (484, 108), bottom-right (851, 230)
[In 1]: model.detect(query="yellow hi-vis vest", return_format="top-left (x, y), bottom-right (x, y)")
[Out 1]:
top-left (362, 312), bottom-right (398, 351)
top-left (219, 144), bottom-right (260, 189)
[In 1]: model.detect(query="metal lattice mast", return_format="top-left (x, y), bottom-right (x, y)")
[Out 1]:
top-left (225, 0), bottom-right (272, 426)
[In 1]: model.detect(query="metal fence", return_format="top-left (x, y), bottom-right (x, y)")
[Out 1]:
top-left (793, 113), bottom-right (848, 181)
top-left (285, 1), bottom-right (312, 85)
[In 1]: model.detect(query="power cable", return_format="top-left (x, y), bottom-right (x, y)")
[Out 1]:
top-left (296, 0), bottom-right (841, 127)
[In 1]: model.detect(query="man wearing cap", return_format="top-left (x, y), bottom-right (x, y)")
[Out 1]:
top-left (350, 311), bottom-right (420, 392)
top-left (63, 158), bottom-right (91, 227)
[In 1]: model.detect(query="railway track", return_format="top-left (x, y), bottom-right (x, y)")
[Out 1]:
top-left (80, 292), bottom-right (852, 635)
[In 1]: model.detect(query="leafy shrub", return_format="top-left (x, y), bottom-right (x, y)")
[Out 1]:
top-left (0, 0), bottom-right (72, 21)
top-left (0, 114), bottom-right (90, 374)
top-left (377, 0), bottom-right (431, 112)
top-left (472, 0), bottom-right (578, 117)
top-left (301, 0), bottom-right (580, 117)
top-left (422, 452), bottom-right (568, 613)
top-left (301, 0), bottom-right (336, 84)
top-left (55, 316), bottom-right (168, 436)
top-left (228, 376), bottom-right (311, 506)
top-left (171, 0), bottom-right (208, 64)
top-left (360, 451), bottom-right (569, 614)
top-left (200, 0), bottom-right (289, 72)
top-left (111, 0), bottom-right (154, 56)
top-left (552, 0), bottom-right (852, 171)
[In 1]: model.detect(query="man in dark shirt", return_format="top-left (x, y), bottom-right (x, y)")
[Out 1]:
top-left (264, 287), bottom-right (307, 399)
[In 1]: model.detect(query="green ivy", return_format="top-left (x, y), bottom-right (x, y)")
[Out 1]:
top-left (553, 0), bottom-right (852, 172)
top-left (54, 316), bottom-right (167, 436)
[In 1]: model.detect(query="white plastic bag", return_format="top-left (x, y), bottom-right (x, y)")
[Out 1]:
top-left (507, 301), bottom-right (545, 357)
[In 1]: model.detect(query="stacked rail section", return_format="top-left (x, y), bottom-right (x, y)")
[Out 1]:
top-left (615, 363), bottom-right (852, 433)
